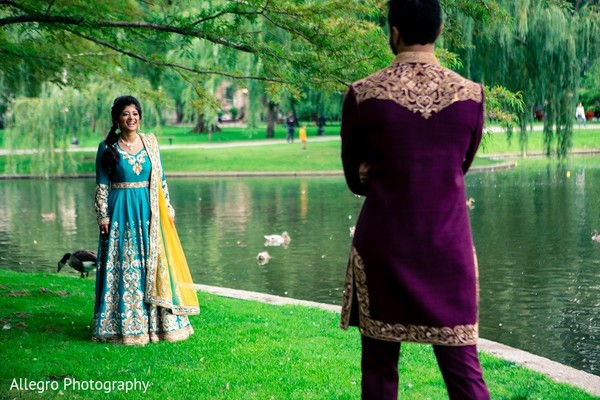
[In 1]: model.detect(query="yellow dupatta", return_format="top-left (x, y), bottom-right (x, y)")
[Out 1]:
top-left (141, 133), bottom-right (199, 316)
top-left (155, 183), bottom-right (200, 315)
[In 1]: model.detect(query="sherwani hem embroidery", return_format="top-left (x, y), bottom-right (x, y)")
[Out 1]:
top-left (341, 246), bottom-right (479, 346)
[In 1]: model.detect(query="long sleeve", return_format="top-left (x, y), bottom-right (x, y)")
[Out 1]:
top-left (95, 142), bottom-right (110, 226)
top-left (462, 86), bottom-right (485, 174)
top-left (341, 87), bottom-right (368, 196)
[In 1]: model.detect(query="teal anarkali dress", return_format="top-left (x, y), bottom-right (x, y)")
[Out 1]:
top-left (93, 133), bottom-right (198, 345)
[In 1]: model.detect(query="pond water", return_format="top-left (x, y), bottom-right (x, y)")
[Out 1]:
top-left (0, 161), bottom-right (599, 376)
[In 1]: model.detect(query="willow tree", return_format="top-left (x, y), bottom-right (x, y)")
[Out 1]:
top-left (453, 0), bottom-right (600, 157)
top-left (0, 0), bottom-right (393, 173)
top-left (1, 0), bottom-right (525, 174)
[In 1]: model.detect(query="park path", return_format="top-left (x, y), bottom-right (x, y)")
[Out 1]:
top-left (0, 135), bottom-right (340, 156)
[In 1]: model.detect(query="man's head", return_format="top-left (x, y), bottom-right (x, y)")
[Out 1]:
top-left (388, 0), bottom-right (442, 53)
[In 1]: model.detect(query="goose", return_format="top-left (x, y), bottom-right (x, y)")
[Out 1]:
top-left (264, 231), bottom-right (291, 246)
top-left (57, 250), bottom-right (97, 278)
top-left (592, 230), bottom-right (600, 243)
top-left (256, 251), bottom-right (271, 265)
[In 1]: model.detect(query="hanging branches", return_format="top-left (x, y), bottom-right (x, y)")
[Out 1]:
top-left (452, 0), bottom-right (599, 157)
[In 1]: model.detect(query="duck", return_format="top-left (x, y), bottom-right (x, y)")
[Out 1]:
top-left (592, 230), bottom-right (600, 243)
top-left (256, 251), bottom-right (271, 266)
top-left (466, 198), bottom-right (475, 210)
top-left (264, 231), bottom-right (291, 246)
top-left (57, 250), bottom-right (97, 278)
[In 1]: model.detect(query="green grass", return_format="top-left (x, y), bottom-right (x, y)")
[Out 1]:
top-left (0, 124), bottom-right (599, 176)
top-left (479, 125), bottom-right (600, 155)
top-left (46, 124), bottom-right (342, 148)
top-left (0, 269), bottom-right (596, 400)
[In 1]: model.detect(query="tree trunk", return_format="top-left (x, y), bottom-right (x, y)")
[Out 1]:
top-left (192, 114), bottom-right (208, 133)
top-left (265, 100), bottom-right (277, 138)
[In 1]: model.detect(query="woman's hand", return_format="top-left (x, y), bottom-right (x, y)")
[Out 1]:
top-left (359, 162), bottom-right (371, 185)
top-left (100, 224), bottom-right (109, 235)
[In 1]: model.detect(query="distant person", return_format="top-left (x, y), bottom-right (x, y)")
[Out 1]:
top-left (285, 113), bottom-right (296, 143)
top-left (71, 137), bottom-right (79, 146)
top-left (299, 124), bottom-right (307, 150)
top-left (576, 102), bottom-right (586, 128)
top-left (339, 0), bottom-right (490, 399)
top-left (93, 95), bottom-right (199, 345)
top-left (317, 115), bottom-right (326, 136)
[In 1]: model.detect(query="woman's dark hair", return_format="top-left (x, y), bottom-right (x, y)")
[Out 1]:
top-left (101, 96), bottom-right (143, 173)
top-left (388, 0), bottom-right (442, 46)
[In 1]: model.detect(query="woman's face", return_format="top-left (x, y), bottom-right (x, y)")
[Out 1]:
top-left (116, 104), bottom-right (140, 134)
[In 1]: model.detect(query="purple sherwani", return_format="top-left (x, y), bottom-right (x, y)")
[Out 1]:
top-left (340, 51), bottom-right (484, 347)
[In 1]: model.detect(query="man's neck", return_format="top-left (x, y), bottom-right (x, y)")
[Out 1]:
top-left (396, 43), bottom-right (435, 54)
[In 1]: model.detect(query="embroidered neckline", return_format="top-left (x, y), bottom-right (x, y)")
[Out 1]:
top-left (117, 148), bottom-right (148, 175)
top-left (392, 51), bottom-right (440, 66)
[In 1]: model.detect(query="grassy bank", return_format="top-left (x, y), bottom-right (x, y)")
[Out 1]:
top-left (479, 125), bottom-right (600, 155)
top-left (0, 124), bottom-right (599, 176)
top-left (0, 269), bottom-right (596, 399)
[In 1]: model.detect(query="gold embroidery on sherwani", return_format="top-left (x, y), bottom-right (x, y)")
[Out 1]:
top-left (340, 246), bottom-right (478, 345)
top-left (352, 51), bottom-right (483, 119)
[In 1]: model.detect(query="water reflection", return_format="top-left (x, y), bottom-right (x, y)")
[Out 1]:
top-left (0, 163), bottom-right (599, 375)
top-left (468, 162), bottom-right (600, 376)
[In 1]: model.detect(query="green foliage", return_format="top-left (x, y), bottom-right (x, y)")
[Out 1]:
top-left (0, 0), bottom-right (390, 94)
top-left (0, 0), bottom-right (392, 165)
top-left (579, 49), bottom-right (600, 111)
top-left (2, 82), bottom-right (165, 175)
top-left (451, 0), bottom-right (600, 157)
top-left (7, 0), bottom-right (589, 169)
top-left (484, 86), bottom-right (525, 131)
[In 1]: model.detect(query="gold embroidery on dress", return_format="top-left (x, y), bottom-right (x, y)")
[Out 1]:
top-left (111, 181), bottom-right (149, 189)
top-left (94, 184), bottom-right (110, 225)
top-left (118, 148), bottom-right (148, 175)
top-left (352, 52), bottom-right (483, 119)
top-left (340, 246), bottom-right (478, 345)
top-left (92, 218), bottom-right (194, 345)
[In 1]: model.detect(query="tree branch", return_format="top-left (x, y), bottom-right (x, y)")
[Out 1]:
top-left (0, 13), bottom-right (255, 53)
top-left (65, 28), bottom-right (290, 84)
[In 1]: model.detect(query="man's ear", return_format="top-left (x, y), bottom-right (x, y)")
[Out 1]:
top-left (391, 26), bottom-right (400, 47)
top-left (390, 26), bottom-right (401, 54)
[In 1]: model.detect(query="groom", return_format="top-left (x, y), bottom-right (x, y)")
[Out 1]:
top-left (339, 0), bottom-right (490, 399)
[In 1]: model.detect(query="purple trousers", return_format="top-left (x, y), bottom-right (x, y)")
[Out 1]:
top-left (361, 335), bottom-right (490, 400)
